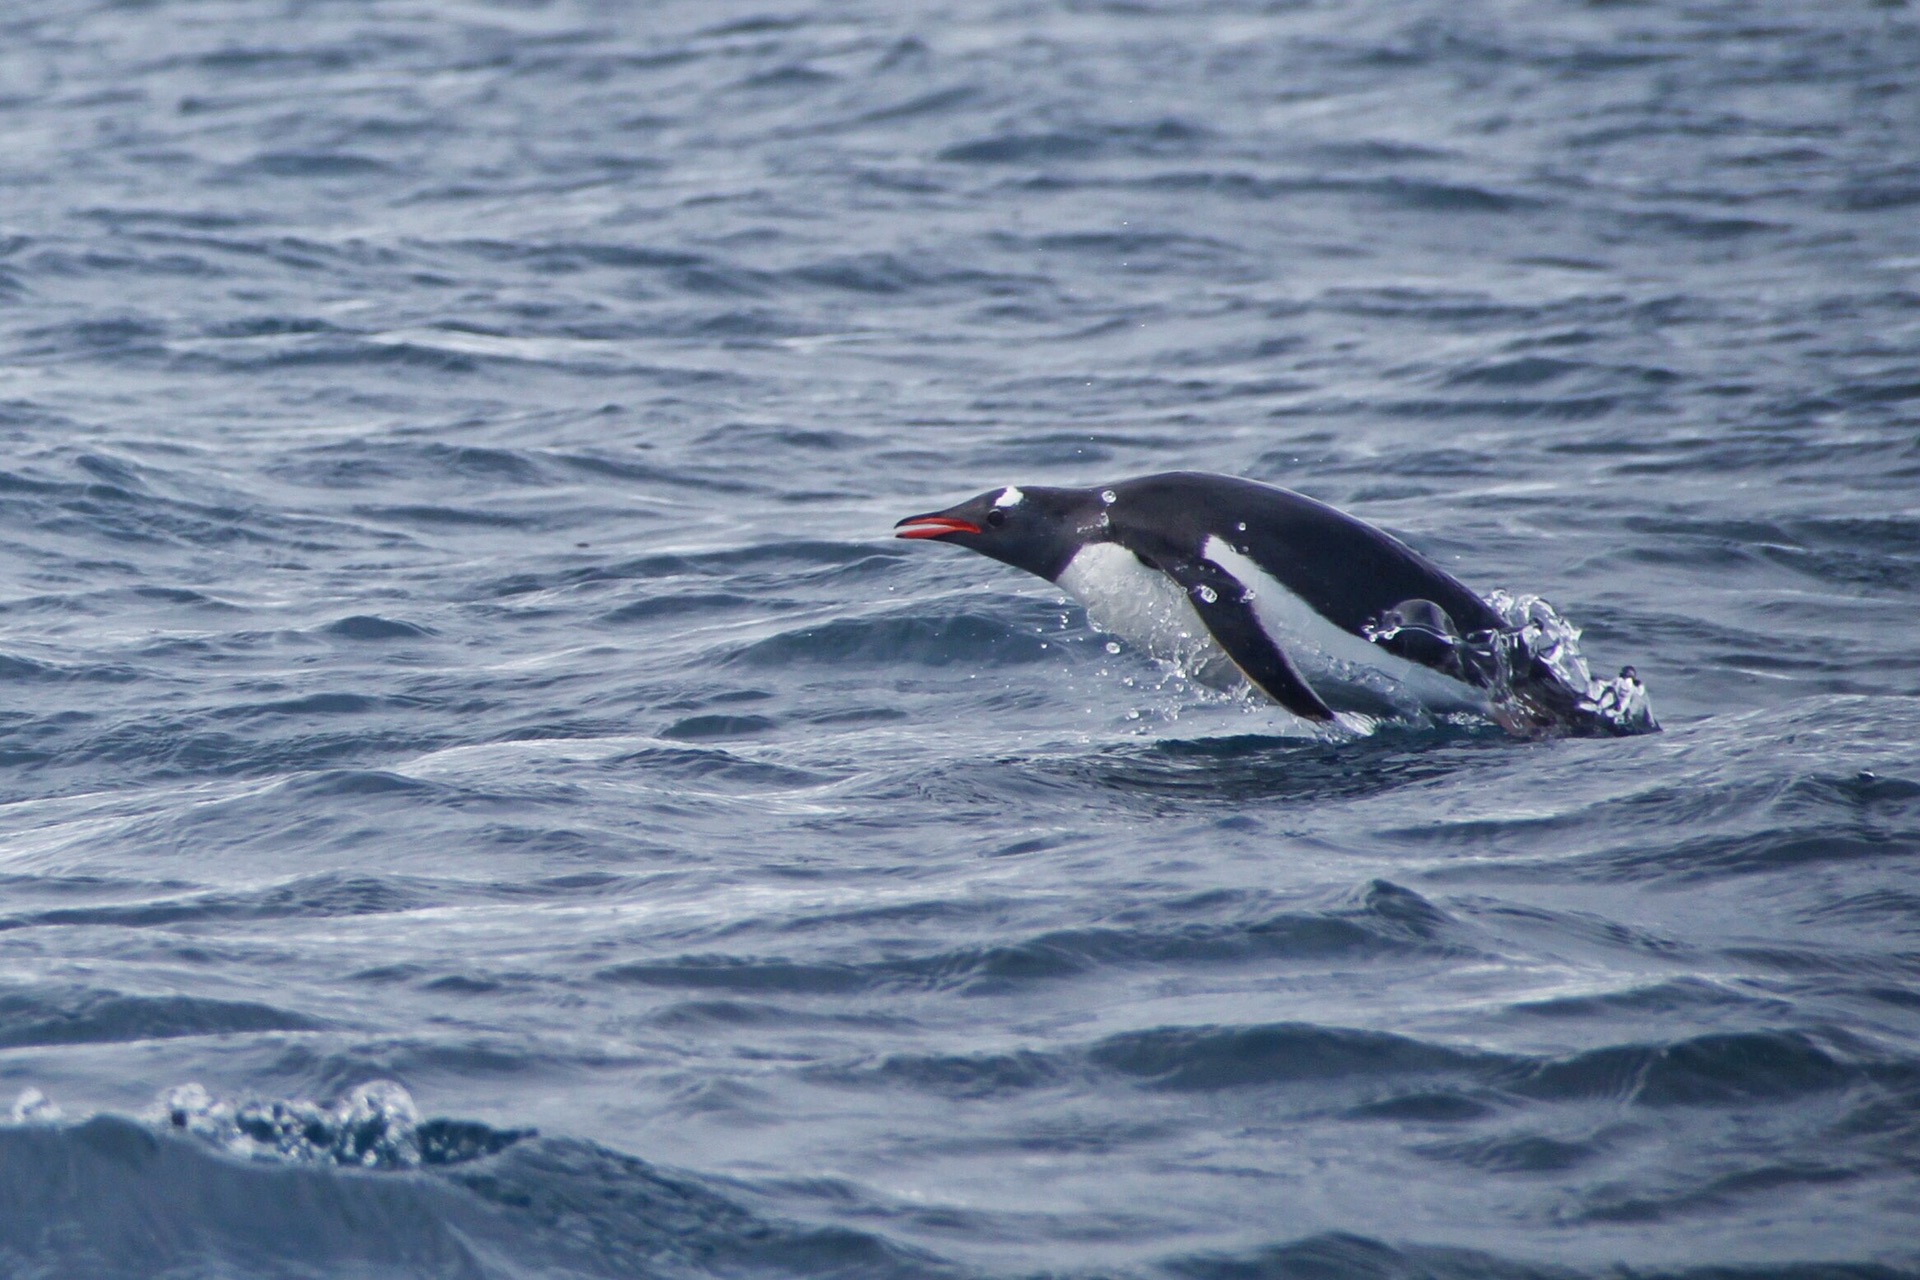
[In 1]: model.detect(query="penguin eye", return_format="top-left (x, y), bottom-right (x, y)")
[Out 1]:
top-left (985, 508), bottom-right (1007, 529)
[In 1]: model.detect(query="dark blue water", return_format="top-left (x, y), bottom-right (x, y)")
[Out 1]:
top-left (4, 1), bottom-right (1920, 1276)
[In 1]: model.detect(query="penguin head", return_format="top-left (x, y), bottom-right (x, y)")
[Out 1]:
top-left (895, 484), bottom-right (1103, 582)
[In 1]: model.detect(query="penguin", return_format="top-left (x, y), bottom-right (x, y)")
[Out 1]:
top-left (894, 471), bottom-right (1631, 733)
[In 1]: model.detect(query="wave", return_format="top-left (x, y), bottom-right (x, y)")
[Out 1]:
top-left (938, 119), bottom-right (1206, 165)
top-left (1162, 1232), bottom-right (1919, 1280)
top-left (1162, 1232), bottom-right (1579, 1280)
top-left (0, 871), bottom-right (435, 933)
top-left (8, 1086), bottom-right (1911, 1279)
top-left (0, 1085), bottom-right (945, 1280)
top-left (150, 1080), bottom-right (525, 1169)
top-left (1054, 733), bottom-right (1508, 806)
top-left (1088, 1022), bottom-right (1495, 1092)
top-left (0, 987), bottom-right (326, 1049)
top-left (808, 1018), bottom-right (1893, 1111)
top-left (602, 881), bottom-right (1469, 1000)
top-left (729, 610), bottom-right (1063, 669)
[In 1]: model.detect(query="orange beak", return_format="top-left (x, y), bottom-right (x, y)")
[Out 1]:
top-left (893, 515), bottom-right (982, 539)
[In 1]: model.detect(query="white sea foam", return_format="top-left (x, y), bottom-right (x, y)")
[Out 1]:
top-left (8, 1088), bottom-right (61, 1124)
top-left (150, 1080), bottom-right (425, 1168)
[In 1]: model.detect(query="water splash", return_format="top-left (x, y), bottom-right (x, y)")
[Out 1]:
top-left (1369, 591), bottom-right (1657, 738)
top-left (146, 1080), bottom-right (528, 1169)
top-left (9, 1087), bottom-right (62, 1124)
top-left (1483, 591), bottom-right (1658, 737)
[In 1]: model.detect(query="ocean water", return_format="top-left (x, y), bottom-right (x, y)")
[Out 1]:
top-left (3, 0), bottom-right (1920, 1276)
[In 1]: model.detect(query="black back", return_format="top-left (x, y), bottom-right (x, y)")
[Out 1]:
top-left (1105, 472), bottom-right (1505, 638)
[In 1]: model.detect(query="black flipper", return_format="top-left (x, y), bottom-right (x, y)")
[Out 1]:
top-left (1149, 553), bottom-right (1336, 723)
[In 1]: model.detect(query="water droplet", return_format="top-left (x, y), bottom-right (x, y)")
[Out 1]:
top-left (1100, 489), bottom-right (1117, 505)
top-left (1235, 522), bottom-right (1246, 532)
top-left (1105, 640), bottom-right (1121, 654)
top-left (1195, 585), bottom-right (1218, 604)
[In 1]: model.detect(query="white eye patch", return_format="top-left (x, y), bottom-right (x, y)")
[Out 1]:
top-left (994, 487), bottom-right (1025, 508)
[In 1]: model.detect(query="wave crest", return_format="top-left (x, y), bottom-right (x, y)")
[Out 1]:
top-left (147, 1080), bottom-right (527, 1169)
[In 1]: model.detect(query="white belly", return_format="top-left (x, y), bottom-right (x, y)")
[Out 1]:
top-left (1055, 538), bottom-right (1488, 718)
top-left (1056, 542), bottom-right (1239, 687)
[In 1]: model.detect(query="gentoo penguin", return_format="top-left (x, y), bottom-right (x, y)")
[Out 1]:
top-left (895, 471), bottom-right (1647, 735)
